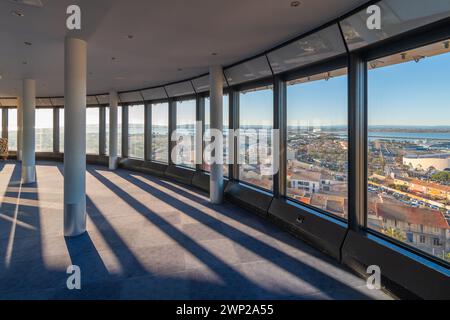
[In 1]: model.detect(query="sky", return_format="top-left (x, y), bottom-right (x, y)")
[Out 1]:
top-left (240, 89), bottom-right (273, 127)
top-left (287, 76), bottom-right (347, 127)
top-left (14, 49), bottom-right (450, 130)
top-left (368, 52), bottom-right (450, 127)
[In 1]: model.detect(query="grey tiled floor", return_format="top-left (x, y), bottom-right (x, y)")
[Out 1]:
top-left (0, 161), bottom-right (392, 300)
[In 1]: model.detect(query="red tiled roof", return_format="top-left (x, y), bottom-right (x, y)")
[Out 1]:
top-left (376, 203), bottom-right (450, 229)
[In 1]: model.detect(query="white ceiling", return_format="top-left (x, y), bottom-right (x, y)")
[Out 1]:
top-left (0, 0), bottom-right (368, 97)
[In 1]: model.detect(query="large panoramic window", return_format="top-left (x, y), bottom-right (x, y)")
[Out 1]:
top-left (129, 104), bottom-right (145, 159)
top-left (59, 109), bottom-right (64, 152)
top-left (105, 107), bottom-right (109, 155)
top-left (367, 40), bottom-right (450, 263)
top-left (176, 99), bottom-right (196, 168)
top-left (239, 86), bottom-right (273, 191)
top-left (35, 108), bottom-right (53, 152)
top-left (105, 106), bottom-right (123, 156)
top-left (118, 106), bottom-right (122, 157)
top-left (286, 69), bottom-right (348, 219)
top-left (86, 107), bottom-right (100, 154)
top-left (8, 108), bottom-right (17, 151)
top-left (151, 102), bottom-right (169, 163)
top-left (204, 95), bottom-right (229, 176)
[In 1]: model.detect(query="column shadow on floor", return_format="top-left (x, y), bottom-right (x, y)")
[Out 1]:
top-left (88, 166), bottom-right (374, 300)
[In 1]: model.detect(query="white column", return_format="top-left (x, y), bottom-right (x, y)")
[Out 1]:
top-left (209, 65), bottom-right (224, 204)
top-left (22, 79), bottom-right (36, 183)
top-left (109, 90), bottom-right (118, 170)
top-left (17, 97), bottom-right (23, 161)
top-left (64, 37), bottom-right (87, 237)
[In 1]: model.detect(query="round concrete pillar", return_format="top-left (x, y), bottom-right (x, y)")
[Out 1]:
top-left (21, 79), bottom-right (36, 184)
top-left (64, 37), bottom-right (87, 237)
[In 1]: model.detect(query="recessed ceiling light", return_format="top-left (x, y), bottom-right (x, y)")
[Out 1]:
top-left (290, 1), bottom-right (301, 7)
top-left (24, 41), bottom-right (32, 46)
top-left (11, 10), bottom-right (24, 17)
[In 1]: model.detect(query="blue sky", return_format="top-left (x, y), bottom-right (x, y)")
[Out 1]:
top-left (287, 76), bottom-right (347, 127)
top-left (239, 51), bottom-right (450, 127)
top-left (368, 52), bottom-right (450, 126)
top-left (82, 51), bottom-right (450, 128)
top-left (240, 89), bottom-right (273, 127)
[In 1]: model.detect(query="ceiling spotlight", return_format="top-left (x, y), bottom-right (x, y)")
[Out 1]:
top-left (11, 10), bottom-right (24, 17)
top-left (24, 41), bottom-right (32, 46)
top-left (290, 1), bottom-right (301, 7)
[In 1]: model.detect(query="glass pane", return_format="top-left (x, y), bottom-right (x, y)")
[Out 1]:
top-left (8, 109), bottom-right (17, 151)
top-left (204, 99), bottom-right (210, 171)
top-left (118, 106), bottom-right (122, 157)
top-left (340, 0), bottom-right (450, 51)
top-left (239, 86), bottom-right (273, 191)
top-left (36, 98), bottom-right (51, 107)
top-left (166, 81), bottom-right (195, 97)
top-left (192, 74), bottom-right (228, 93)
top-left (86, 107), bottom-right (99, 154)
top-left (203, 95), bottom-right (229, 176)
top-left (35, 109), bottom-right (53, 152)
top-left (223, 95), bottom-right (229, 177)
top-left (119, 92), bottom-right (142, 104)
top-left (50, 98), bottom-right (64, 106)
top-left (141, 87), bottom-right (167, 100)
top-left (96, 94), bottom-right (109, 105)
top-left (86, 96), bottom-right (98, 106)
top-left (105, 107), bottom-right (109, 155)
top-left (105, 106), bottom-right (122, 156)
top-left (152, 102), bottom-right (169, 163)
top-left (176, 99), bottom-right (196, 168)
top-left (129, 104), bottom-right (145, 159)
top-left (367, 40), bottom-right (450, 262)
top-left (287, 69), bottom-right (348, 219)
top-left (59, 109), bottom-right (64, 152)
top-left (225, 56), bottom-right (272, 86)
top-left (268, 24), bottom-right (346, 74)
